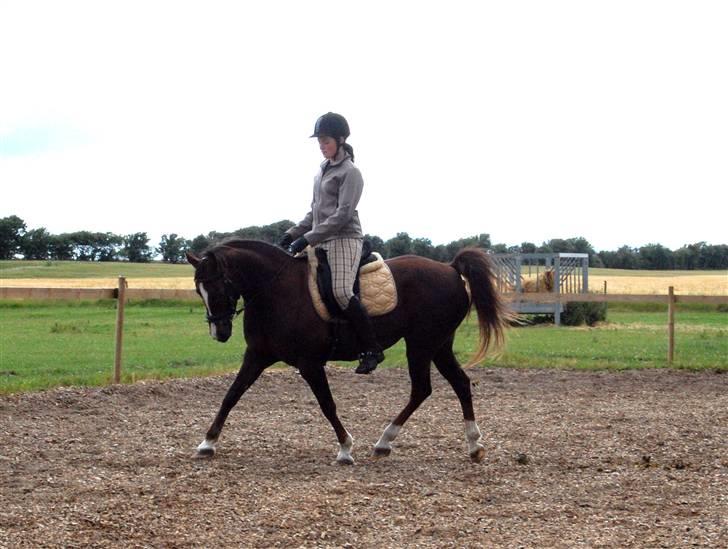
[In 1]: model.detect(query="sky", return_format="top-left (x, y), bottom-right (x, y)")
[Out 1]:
top-left (1, 1), bottom-right (726, 253)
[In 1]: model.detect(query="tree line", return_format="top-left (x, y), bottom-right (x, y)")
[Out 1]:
top-left (1, 215), bottom-right (726, 269)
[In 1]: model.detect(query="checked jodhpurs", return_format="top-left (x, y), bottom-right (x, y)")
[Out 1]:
top-left (317, 238), bottom-right (363, 311)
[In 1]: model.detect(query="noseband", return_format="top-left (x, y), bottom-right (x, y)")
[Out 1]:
top-left (196, 272), bottom-right (244, 324)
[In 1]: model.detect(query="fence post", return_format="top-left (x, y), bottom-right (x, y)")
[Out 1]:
top-left (667, 286), bottom-right (675, 365)
top-left (114, 276), bottom-right (127, 383)
top-left (553, 256), bottom-right (561, 325)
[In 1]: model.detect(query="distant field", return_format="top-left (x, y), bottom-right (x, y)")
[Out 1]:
top-left (0, 260), bottom-right (191, 279)
top-left (1, 260), bottom-right (726, 294)
top-left (587, 268), bottom-right (727, 296)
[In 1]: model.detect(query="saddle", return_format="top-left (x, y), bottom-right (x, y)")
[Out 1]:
top-left (306, 242), bottom-right (398, 322)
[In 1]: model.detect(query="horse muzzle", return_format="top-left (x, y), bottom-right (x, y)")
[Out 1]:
top-left (209, 320), bottom-right (232, 342)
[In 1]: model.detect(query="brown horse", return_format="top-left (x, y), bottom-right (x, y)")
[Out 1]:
top-left (186, 240), bottom-right (510, 464)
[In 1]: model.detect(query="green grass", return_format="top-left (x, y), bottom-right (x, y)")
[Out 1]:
top-left (0, 300), bottom-right (243, 393)
top-left (0, 260), bottom-right (191, 279)
top-left (1, 300), bottom-right (726, 394)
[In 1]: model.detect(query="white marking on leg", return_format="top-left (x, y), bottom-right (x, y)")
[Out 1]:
top-left (465, 420), bottom-right (485, 456)
top-left (374, 423), bottom-right (401, 454)
top-left (336, 432), bottom-right (354, 464)
top-left (197, 438), bottom-right (216, 454)
top-left (199, 283), bottom-right (218, 339)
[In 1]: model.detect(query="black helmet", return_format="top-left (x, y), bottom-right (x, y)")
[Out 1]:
top-left (310, 112), bottom-right (350, 139)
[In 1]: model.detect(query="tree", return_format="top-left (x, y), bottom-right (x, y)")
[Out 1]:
top-left (364, 234), bottom-right (385, 255)
top-left (121, 233), bottom-right (153, 263)
top-left (190, 234), bottom-right (211, 255)
top-left (69, 231), bottom-right (97, 261)
top-left (520, 242), bottom-right (537, 254)
top-left (158, 234), bottom-right (190, 263)
top-left (412, 237), bottom-right (437, 259)
top-left (49, 234), bottom-right (75, 260)
top-left (68, 231), bottom-right (121, 261)
top-left (386, 232), bottom-right (413, 258)
top-left (260, 220), bottom-right (295, 244)
top-left (638, 243), bottom-right (674, 270)
top-left (443, 234), bottom-right (491, 262)
top-left (0, 215), bottom-right (26, 259)
top-left (232, 220), bottom-right (295, 244)
top-left (95, 232), bottom-right (123, 262)
top-left (20, 227), bottom-right (52, 259)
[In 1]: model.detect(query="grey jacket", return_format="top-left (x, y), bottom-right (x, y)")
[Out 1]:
top-left (287, 148), bottom-right (364, 246)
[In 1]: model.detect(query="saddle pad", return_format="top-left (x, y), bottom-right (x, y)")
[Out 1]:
top-left (307, 248), bottom-right (398, 321)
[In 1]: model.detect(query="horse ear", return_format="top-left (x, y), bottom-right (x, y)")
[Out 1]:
top-left (186, 251), bottom-right (201, 267)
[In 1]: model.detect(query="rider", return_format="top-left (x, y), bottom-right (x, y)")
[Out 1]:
top-left (279, 112), bottom-right (384, 374)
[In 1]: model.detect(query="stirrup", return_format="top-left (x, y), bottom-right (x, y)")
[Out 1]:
top-left (355, 350), bottom-right (384, 375)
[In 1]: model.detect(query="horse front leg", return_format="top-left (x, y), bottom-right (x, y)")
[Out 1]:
top-left (194, 348), bottom-right (272, 458)
top-left (298, 359), bottom-right (354, 465)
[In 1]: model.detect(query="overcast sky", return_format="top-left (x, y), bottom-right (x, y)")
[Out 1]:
top-left (1, 1), bottom-right (726, 252)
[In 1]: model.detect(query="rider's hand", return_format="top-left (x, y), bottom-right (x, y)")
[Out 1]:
top-left (279, 233), bottom-right (293, 248)
top-left (288, 236), bottom-right (308, 255)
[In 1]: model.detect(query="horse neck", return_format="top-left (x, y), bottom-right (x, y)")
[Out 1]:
top-left (225, 245), bottom-right (290, 301)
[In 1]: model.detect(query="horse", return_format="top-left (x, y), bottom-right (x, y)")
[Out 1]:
top-left (186, 240), bottom-right (510, 464)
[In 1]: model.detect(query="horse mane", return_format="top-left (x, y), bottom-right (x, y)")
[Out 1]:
top-left (205, 238), bottom-right (287, 256)
top-left (203, 239), bottom-right (290, 268)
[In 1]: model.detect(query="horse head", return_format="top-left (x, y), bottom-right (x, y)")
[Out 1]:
top-left (186, 249), bottom-right (241, 343)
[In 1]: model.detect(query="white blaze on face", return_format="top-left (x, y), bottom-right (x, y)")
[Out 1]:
top-left (199, 283), bottom-right (217, 339)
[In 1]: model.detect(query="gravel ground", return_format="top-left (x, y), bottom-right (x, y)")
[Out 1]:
top-left (1, 367), bottom-right (726, 548)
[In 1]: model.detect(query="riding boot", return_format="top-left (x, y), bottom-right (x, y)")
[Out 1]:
top-left (342, 296), bottom-right (385, 374)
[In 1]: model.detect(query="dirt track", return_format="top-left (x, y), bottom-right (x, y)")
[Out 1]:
top-left (1, 367), bottom-right (726, 548)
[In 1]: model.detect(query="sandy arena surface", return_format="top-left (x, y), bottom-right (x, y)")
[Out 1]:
top-left (1, 367), bottom-right (726, 548)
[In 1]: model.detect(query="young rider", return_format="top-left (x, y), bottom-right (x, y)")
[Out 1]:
top-left (279, 112), bottom-right (384, 374)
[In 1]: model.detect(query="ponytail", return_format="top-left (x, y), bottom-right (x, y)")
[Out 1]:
top-left (342, 142), bottom-right (355, 162)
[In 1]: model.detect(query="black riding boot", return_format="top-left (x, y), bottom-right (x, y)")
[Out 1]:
top-left (342, 296), bottom-right (384, 374)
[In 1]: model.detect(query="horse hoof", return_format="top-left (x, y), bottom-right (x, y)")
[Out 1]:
top-left (470, 445), bottom-right (486, 463)
top-left (193, 447), bottom-right (215, 459)
top-left (373, 447), bottom-right (391, 458)
top-left (336, 455), bottom-right (355, 466)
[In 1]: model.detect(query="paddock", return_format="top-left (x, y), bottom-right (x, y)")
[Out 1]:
top-left (1, 366), bottom-right (725, 547)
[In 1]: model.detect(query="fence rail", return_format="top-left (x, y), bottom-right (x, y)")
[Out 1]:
top-left (0, 287), bottom-right (198, 300)
top-left (503, 292), bottom-right (728, 305)
top-left (3, 287), bottom-right (725, 305)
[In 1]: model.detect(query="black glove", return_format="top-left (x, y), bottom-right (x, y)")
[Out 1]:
top-left (279, 233), bottom-right (293, 248)
top-left (288, 236), bottom-right (308, 255)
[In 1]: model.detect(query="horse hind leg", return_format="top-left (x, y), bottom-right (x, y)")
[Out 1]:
top-left (433, 342), bottom-right (486, 463)
top-left (373, 347), bottom-right (432, 458)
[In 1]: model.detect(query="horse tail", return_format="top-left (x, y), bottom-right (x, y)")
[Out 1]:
top-left (450, 247), bottom-right (512, 367)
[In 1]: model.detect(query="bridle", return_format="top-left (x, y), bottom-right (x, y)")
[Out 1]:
top-left (195, 255), bottom-right (288, 325)
top-left (195, 272), bottom-right (244, 324)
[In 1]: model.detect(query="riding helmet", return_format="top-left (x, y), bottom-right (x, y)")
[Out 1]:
top-left (310, 112), bottom-right (350, 139)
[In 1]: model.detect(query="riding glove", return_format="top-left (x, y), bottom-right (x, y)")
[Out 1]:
top-left (288, 236), bottom-right (308, 255)
top-left (279, 233), bottom-right (293, 248)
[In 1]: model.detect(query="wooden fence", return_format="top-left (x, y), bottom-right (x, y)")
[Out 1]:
top-left (2, 279), bottom-right (727, 382)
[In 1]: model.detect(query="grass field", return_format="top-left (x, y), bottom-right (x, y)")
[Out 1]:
top-left (1, 300), bottom-right (725, 394)
top-left (1, 260), bottom-right (726, 394)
